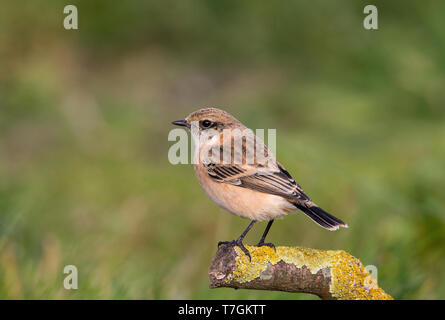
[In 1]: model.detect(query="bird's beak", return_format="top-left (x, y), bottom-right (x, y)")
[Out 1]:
top-left (172, 119), bottom-right (189, 128)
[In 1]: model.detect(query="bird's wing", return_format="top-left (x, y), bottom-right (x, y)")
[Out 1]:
top-left (206, 161), bottom-right (349, 230)
top-left (200, 128), bottom-right (310, 201)
top-left (205, 161), bottom-right (311, 201)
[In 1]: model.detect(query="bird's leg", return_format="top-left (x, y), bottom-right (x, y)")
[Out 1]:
top-left (255, 220), bottom-right (276, 250)
top-left (218, 220), bottom-right (256, 261)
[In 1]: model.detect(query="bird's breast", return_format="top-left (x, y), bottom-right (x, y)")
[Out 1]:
top-left (193, 164), bottom-right (295, 221)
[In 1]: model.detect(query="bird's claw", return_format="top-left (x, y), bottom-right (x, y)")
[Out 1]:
top-left (218, 239), bottom-right (252, 261)
top-left (255, 241), bottom-right (276, 251)
top-left (217, 240), bottom-right (235, 247)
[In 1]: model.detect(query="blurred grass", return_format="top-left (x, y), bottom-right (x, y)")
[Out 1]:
top-left (1, 0), bottom-right (445, 299)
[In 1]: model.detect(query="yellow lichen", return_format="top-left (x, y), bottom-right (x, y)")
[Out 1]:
top-left (228, 245), bottom-right (393, 300)
top-left (329, 251), bottom-right (393, 300)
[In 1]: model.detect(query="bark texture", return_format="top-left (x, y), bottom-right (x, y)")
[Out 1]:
top-left (209, 244), bottom-right (393, 300)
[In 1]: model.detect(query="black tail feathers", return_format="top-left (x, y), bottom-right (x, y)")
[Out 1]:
top-left (292, 202), bottom-right (348, 231)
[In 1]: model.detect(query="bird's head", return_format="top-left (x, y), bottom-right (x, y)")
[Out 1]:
top-left (172, 107), bottom-right (243, 140)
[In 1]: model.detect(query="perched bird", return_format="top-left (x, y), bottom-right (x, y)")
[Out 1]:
top-left (172, 107), bottom-right (347, 260)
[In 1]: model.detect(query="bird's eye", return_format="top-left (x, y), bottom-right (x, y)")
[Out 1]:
top-left (201, 120), bottom-right (212, 128)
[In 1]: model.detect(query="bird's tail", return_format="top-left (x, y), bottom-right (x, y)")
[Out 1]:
top-left (291, 201), bottom-right (348, 231)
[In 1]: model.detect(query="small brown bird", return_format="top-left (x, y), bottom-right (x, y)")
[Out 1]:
top-left (173, 107), bottom-right (347, 259)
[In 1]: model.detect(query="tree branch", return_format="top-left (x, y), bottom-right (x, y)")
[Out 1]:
top-left (209, 245), bottom-right (393, 300)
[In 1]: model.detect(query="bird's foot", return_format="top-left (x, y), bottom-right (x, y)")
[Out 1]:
top-left (218, 239), bottom-right (252, 261)
top-left (255, 241), bottom-right (276, 251)
top-left (217, 240), bottom-right (235, 247)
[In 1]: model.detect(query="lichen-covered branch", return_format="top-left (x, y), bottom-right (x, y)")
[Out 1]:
top-left (209, 245), bottom-right (393, 300)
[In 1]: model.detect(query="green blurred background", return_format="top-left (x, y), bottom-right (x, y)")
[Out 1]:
top-left (1, 0), bottom-right (445, 299)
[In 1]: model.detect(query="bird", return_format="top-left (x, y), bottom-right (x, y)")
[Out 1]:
top-left (172, 107), bottom-right (347, 260)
